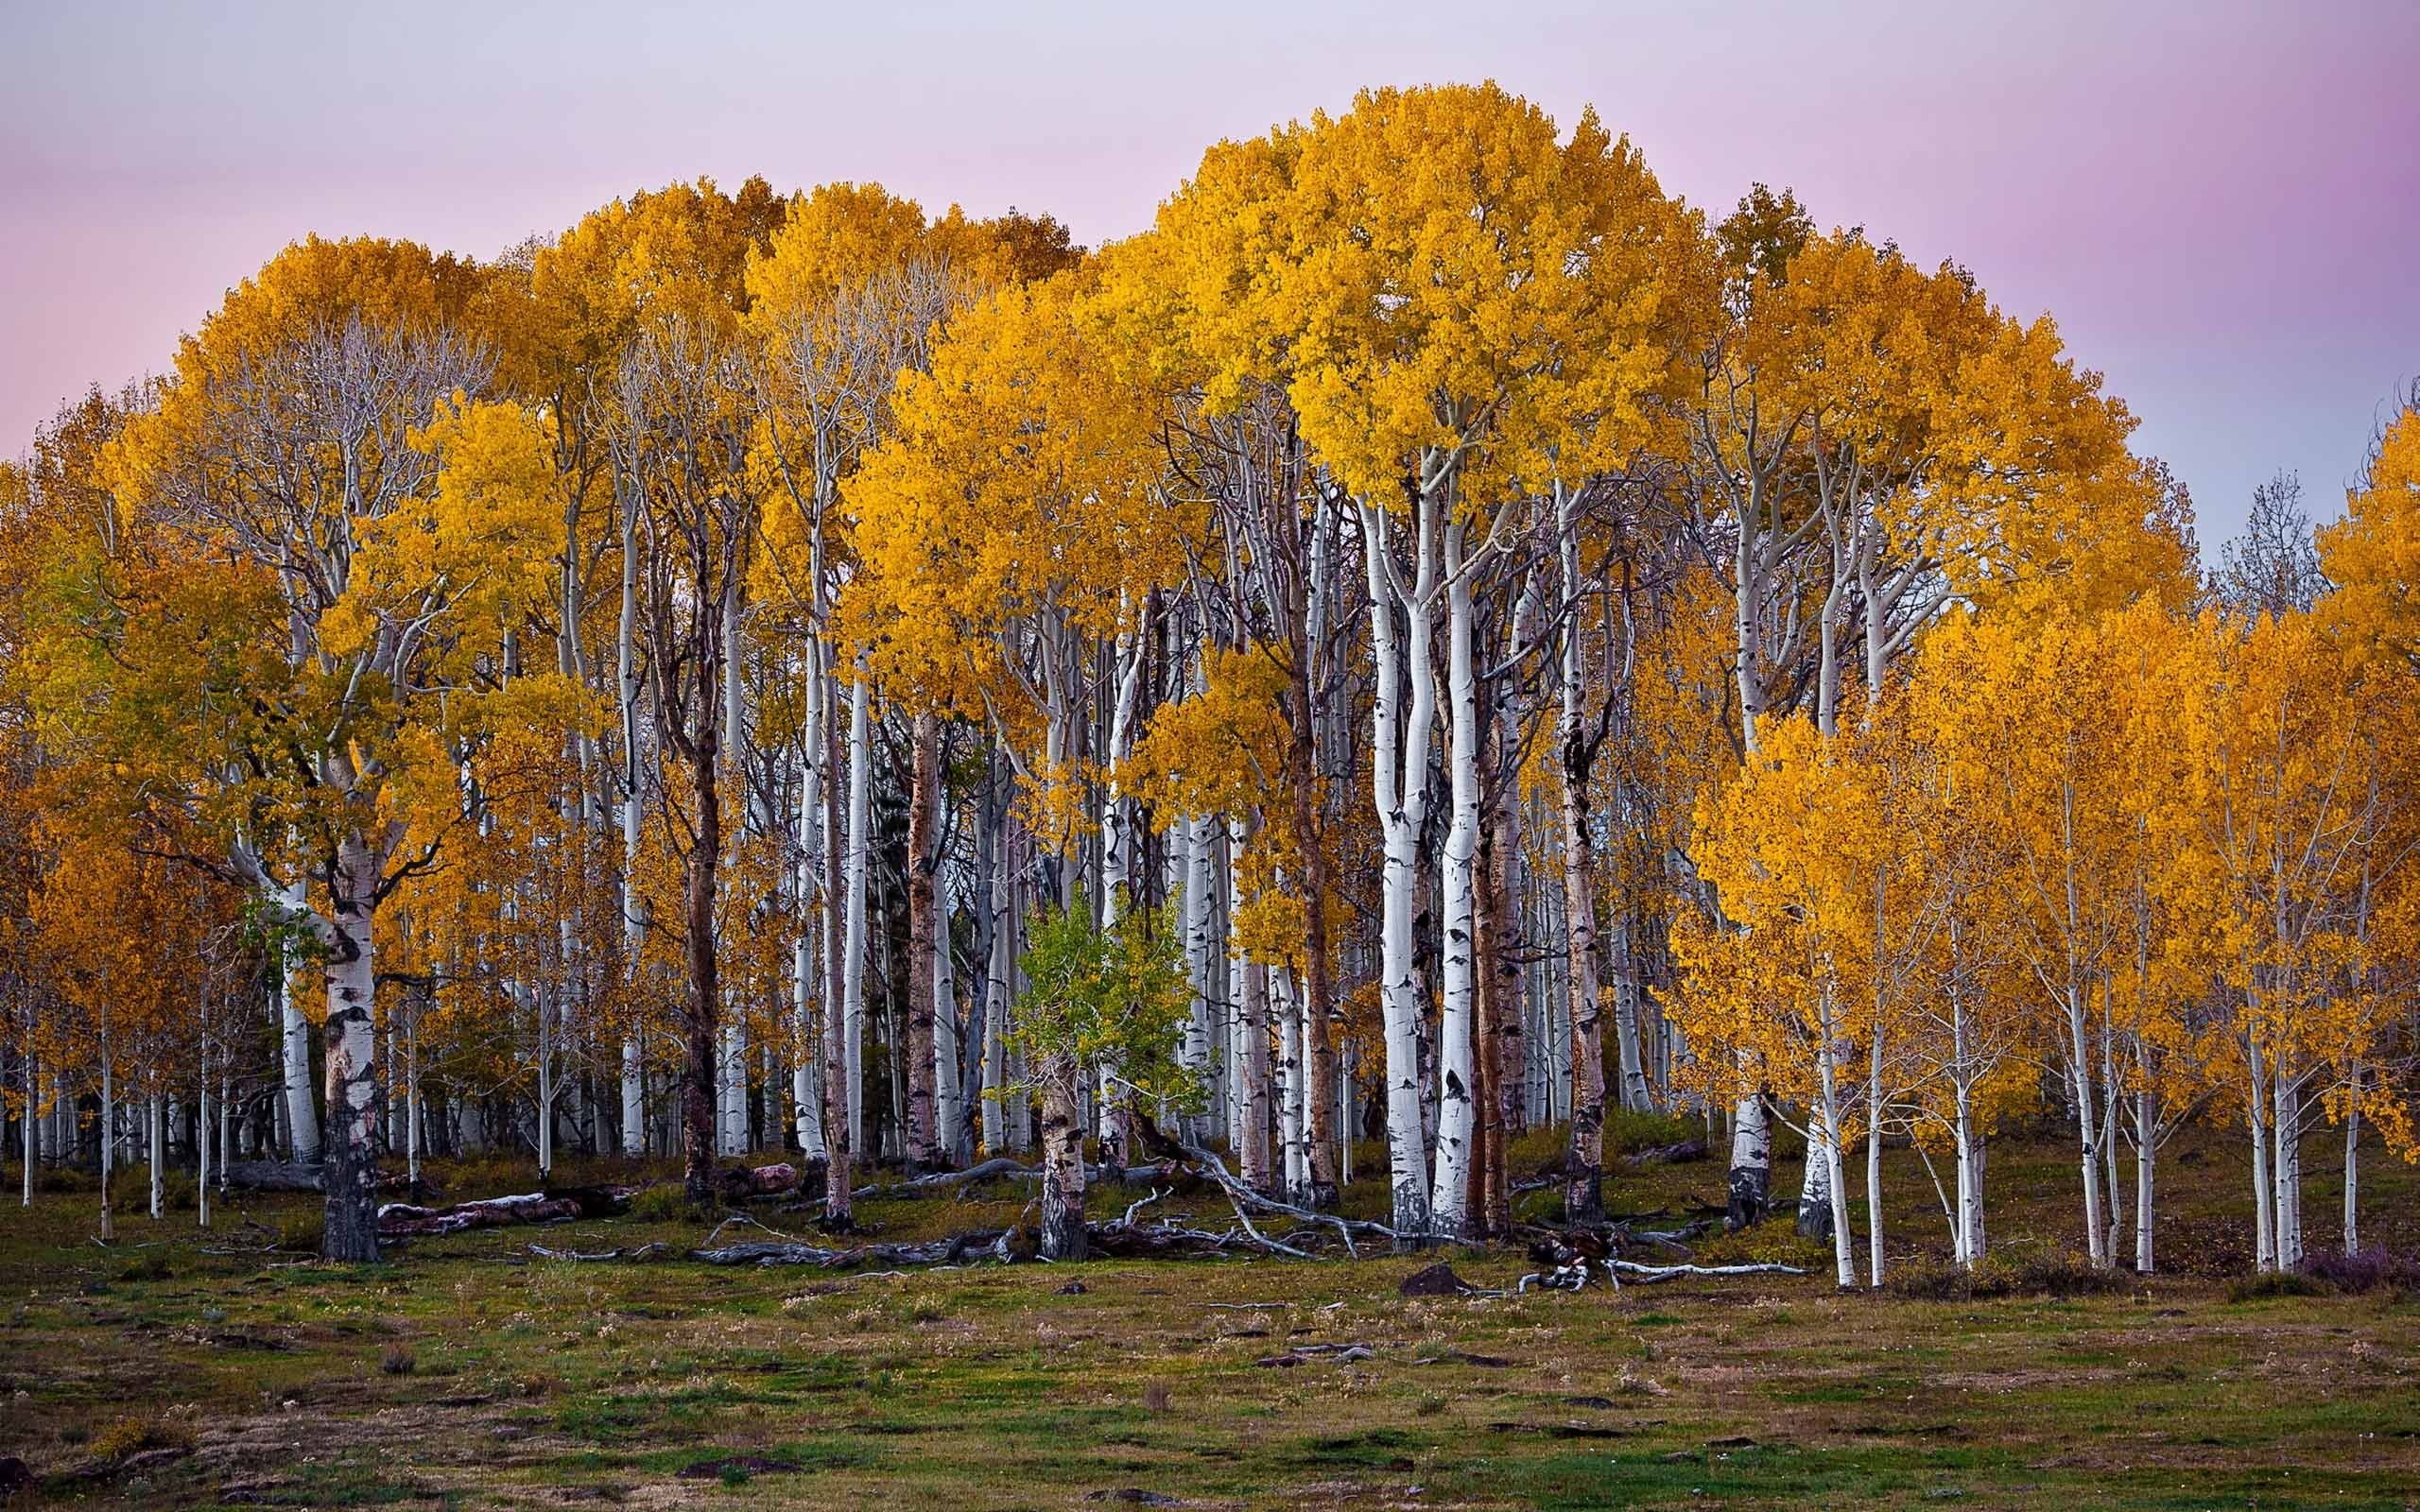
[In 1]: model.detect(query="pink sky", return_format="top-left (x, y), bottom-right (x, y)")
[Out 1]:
top-left (5, 0), bottom-right (2414, 543)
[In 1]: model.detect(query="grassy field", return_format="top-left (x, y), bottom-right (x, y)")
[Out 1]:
top-left (3, 1125), bottom-right (2416, 1510)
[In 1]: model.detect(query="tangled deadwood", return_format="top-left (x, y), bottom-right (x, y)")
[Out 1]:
top-left (693, 1211), bottom-right (1330, 1268)
top-left (378, 1185), bottom-right (633, 1238)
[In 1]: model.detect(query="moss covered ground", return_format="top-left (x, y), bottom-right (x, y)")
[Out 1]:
top-left (2, 1123), bottom-right (2415, 1508)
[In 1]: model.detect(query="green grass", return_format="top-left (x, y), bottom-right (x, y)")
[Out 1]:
top-left (1, 1128), bottom-right (2415, 1508)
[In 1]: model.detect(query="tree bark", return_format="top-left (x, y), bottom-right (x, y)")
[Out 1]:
top-left (1727, 1092), bottom-right (1771, 1230)
top-left (905, 711), bottom-right (942, 1170)
top-left (1429, 532), bottom-right (1480, 1236)
top-left (1364, 498), bottom-right (1440, 1239)
top-left (842, 674), bottom-right (873, 1157)
top-left (320, 833), bottom-right (387, 1262)
top-left (1037, 1054), bottom-right (1087, 1261)
top-left (278, 877), bottom-right (320, 1167)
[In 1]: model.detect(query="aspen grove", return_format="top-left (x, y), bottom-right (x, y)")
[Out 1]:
top-left (6, 83), bottom-right (2419, 1286)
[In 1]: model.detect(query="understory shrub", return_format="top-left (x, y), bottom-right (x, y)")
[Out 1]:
top-left (627, 1185), bottom-right (697, 1223)
top-left (2300, 1246), bottom-right (2420, 1296)
top-left (1889, 1241), bottom-right (2131, 1299)
top-left (89, 1412), bottom-right (196, 1463)
top-left (2228, 1269), bottom-right (2332, 1301)
top-left (1692, 1220), bottom-right (1829, 1272)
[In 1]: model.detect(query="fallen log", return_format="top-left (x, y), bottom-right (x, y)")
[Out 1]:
top-left (381, 1193), bottom-right (578, 1237)
top-left (527, 1241), bottom-right (670, 1263)
top-left (853, 1156), bottom-right (1029, 1198)
top-left (692, 1230), bottom-right (1007, 1269)
top-left (378, 1186), bottom-right (635, 1238)
top-left (1610, 1260), bottom-right (1804, 1281)
top-left (843, 1159), bottom-right (1184, 1202)
top-left (693, 1217), bottom-right (1264, 1269)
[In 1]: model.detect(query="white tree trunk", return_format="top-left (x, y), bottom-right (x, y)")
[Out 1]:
top-left (197, 1054), bottom-right (213, 1229)
top-left (2273, 1068), bottom-right (2303, 1270)
top-left (934, 890), bottom-right (962, 1163)
top-left (406, 1016), bottom-right (422, 1188)
top-left (1179, 813), bottom-right (1215, 1144)
top-left (616, 481), bottom-right (648, 1160)
top-left (1233, 836), bottom-right (1271, 1194)
top-left (981, 832), bottom-right (1011, 1156)
top-left (1275, 967), bottom-right (1308, 1199)
top-left (99, 1055), bottom-right (115, 1239)
top-left (538, 988), bottom-right (557, 1177)
top-left (792, 659), bottom-right (830, 1162)
top-left (1951, 1087), bottom-right (1979, 1267)
top-left (1800, 1125), bottom-right (1834, 1241)
top-left (2135, 1087), bottom-right (2156, 1274)
top-left (1948, 980), bottom-right (1982, 1266)
top-left (1363, 499), bottom-right (1439, 1238)
top-left (2343, 1068), bottom-right (2361, 1254)
top-left (717, 1021), bottom-right (747, 1157)
top-left (320, 834), bottom-right (385, 1262)
top-left (1728, 1094), bottom-right (1772, 1232)
top-left (1429, 539), bottom-right (1480, 1236)
top-left (20, 1047), bottom-right (34, 1207)
top-left (278, 877), bottom-right (320, 1167)
top-left (147, 1091), bottom-right (164, 1220)
top-left (2064, 983), bottom-right (2108, 1267)
top-left (1866, 1026), bottom-right (1886, 1287)
top-left (1816, 1024), bottom-right (1855, 1288)
top-left (2246, 1040), bottom-right (2275, 1270)
top-left (842, 674), bottom-right (873, 1154)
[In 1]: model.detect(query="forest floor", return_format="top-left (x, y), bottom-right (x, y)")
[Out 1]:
top-left (3, 1123), bottom-right (2417, 1510)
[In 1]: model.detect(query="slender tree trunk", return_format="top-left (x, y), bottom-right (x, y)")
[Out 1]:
top-left (147, 1091), bottom-right (164, 1220)
top-left (1430, 543), bottom-right (1480, 1236)
top-left (1866, 1028), bottom-right (1885, 1287)
top-left (320, 833), bottom-right (386, 1262)
top-left (197, 1050), bottom-right (213, 1229)
top-left (1367, 496), bottom-right (1439, 1237)
top-left (2099, 1011), bottom-right (2126, 1246)
top-left (2065, 982), bottom-right (2108, 1267)
top-left (2273, 1068), bottom-right (2304, 1270)
top-left (1274, 967), bottom-right (1307, 1198)
top-left (1800, 1125), bottom-right (1835, 1241)
top-left (1288, 649), bottom-right (1340, 1207)
top-left (1816, 1022), bottom-right (1855, 1288)
top-left (2247, 1041), bottom-right (2275, 1271)
top-left (1038, 1056), bottom-right (1087, 1261)
top-left (1558, 758), bottom-right (1607, 1222)
top-left (1479, 715), bottom-right (1523, 1237)
top-left (1178, 812), bottom-right (1216, 1144)
top-left (99, 1056), bottom-right (114, 1240)
top-left (279, 877), bottom-right (320, 1167)
top-left (1952, 1080), bottom-right (1979, 1267)
top-left (905, 712), bottom-right (942, 1171)
top-left (1728, 1091), bottom-right (1772, 1230)
top-left (2135, 1088), bottom-right (2155, 1274)
top-left (842, 675), bottom-right (873, 1157)
top-left (2342, 1065), bottom-right (2361, 1253)
top-left (406, 1007), bottom-right (422, 1189)
top-left (1231, 817), bottom-right (1272, 1192)
top-left (680, 736), bottom-right (722, 1209)
top-left (21, 1046), bottom-right (34, 1208)
top-left (617, 478), bottom-right (648, 1158)
top-left (979, 782), bottom-right (1011, 1158)
top-left (1554, 480), bottom-right (1617, 1211)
